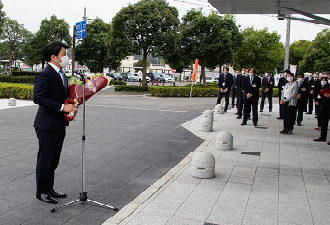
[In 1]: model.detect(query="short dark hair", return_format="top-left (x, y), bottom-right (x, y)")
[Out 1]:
top-left (297, 73), bottom-right (304, 78)
top-left (43, 41), bottom-right (68, 62)
top-left (284, 69), bottom-right (291, 74)
top-left (250, 68), bottom-right (256, 74)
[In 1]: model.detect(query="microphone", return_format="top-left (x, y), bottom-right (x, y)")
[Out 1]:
top-left (74, 71), bottom-right (94, 82)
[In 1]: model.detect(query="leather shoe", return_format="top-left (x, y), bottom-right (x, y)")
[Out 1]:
top-left (305, 112), bottom-right (312, 114)
top-left (327, 141), bottom-right (330, 145)
top-left (236, 115), bottom-right (242, 119)
top-left (280, 129), bottom-right (287, 134)
top-left (49, 188), bottom-right (67, 198)
top-left (297, 123), bottom-right (302, 126)
top-left (36, 193), bottom-right (57, 204)
top-left (259, 110), bottom-right (263, 112)
top-left (241, 122), bottom-right (247, 125)
top-left (277, 117), bottom-right (283, 119)
top-left (314, 138), bottom-right (326, 142)
top-left (253, 123), bottom-right (257, 126)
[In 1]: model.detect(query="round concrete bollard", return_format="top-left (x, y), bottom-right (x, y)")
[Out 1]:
top-left (200, 117), bottom-right (213, 132)
top-left (214, 104), bottom-right (224, 114)
top-left (216, 131), bottom-right (233, 150)
top-left (191, 152), bottom-right (215, 179)
top-left (203, 109), bottom-right (214, 120)
top-left (8, 98), bottom-right (16, 106)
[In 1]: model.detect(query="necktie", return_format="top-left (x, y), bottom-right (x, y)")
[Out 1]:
top-left (250, 77), bottom-right (253, 85)
top-left (59, 69), bottom-right (68, 94)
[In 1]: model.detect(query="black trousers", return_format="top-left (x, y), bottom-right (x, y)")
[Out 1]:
top-left (281, 103), bottom-right (297, 131)
top-left (217, 90), bottom-right (231, 111)
top-left (279, 91), bottom-right (284, 118)
top-left (307, 94), bottom-right (314, 113)
top-left (260, 91), bottom-right (273, 111)
top-left (296, 104), bottom-right (304, 125)
top-left (243, 97), bottom-right (258, 124)
top-left (320, 110), bottom-right (330, 140)
top-left (231, 88), bottom-right (237, 106)
top-left (237, 90), bottom-right (243, 116)
top-left (35, 128), bottom-right (66, 193)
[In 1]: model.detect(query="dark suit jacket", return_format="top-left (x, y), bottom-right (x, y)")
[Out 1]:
top-left (218, 73), bottom-right (233, 90)
top-left (308, 78), bottom-right (321, 99)
top-left (261, 76), bottom-right (274, 92)
top-left (277, 77), bottom-right (287, 92)
top-left (243, 75), bottom-right (261, 100)
top-left (33, 64), bottom-right (70, 130)
top-left (231, 74), bottom-right (238, 93)
top-left (297, 81), bottom-right (308, 107)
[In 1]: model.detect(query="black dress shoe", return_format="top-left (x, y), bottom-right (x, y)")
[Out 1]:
top-left (284, 130), bottom-right (292, 134)
top-left (260, 110), bottom-right (263, 112)
top-left (306, 112), bottom-right (312, 114)
top-left (280, 129), bottom-right (287, 134)
top-left (241, 122), bottom-right (247, 125)
top-left (236, 115), bottom-right (242, 119)
top-left (297, 123), bottom-right (302, 126)
top-left (36, 193), bottom-right (57, 204)
top-left (314, 138), bottom-right (326, 142)
top-left (277, 117), bottom-right (283, 119)
top-left (254, 123), bottom-right (257, 126)
top-left (235, 112), bottom-right (238, 115)
top-left (49, 189), bottom-right (67, 198)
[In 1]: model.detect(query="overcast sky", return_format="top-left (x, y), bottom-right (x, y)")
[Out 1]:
top-left (2, 0), bottom-right (329, 43)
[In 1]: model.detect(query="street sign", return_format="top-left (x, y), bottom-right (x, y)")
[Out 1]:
top-left (172, 68), bottom-right (176, 73)
top-left (76, 21), bottom-right (87, 39)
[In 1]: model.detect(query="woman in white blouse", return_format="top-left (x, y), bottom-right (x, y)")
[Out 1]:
top-left (280, 72), bottom-right (299, 134)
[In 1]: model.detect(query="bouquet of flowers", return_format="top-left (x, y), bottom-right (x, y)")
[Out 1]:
top-left (64, 73), bottom-right (111, 121)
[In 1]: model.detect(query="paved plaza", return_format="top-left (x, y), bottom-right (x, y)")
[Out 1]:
top-left (1, 87), bottom-right (330, 225)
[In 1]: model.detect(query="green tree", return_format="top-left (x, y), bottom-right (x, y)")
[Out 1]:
top-left (109, 0), bottom-right (180, 86)
top-left (133, 59), bottom-right (151, 68)
top-left (1, 18), bottom-right (32, 75)
top-left (0, 0), bottom-right (5, 34)
top-left (75, 18), bottom-right (112, 73)
top-left (34, 15), bottom-right (72, 68)
top-left (233, 27), bottom-right (284, 74)
top-left (300, 29), bottom-right (330, 72)
top-left (289, 40), bottom-right (311, 73)
top-left (180, 10), bottom-right (243, 85)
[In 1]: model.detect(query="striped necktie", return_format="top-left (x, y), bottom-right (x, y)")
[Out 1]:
top-left (59, 69), bottom-right (68, 94)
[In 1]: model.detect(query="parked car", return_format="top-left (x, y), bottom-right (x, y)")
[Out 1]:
top-left (161, 74), bottom-right (174, 83)
top-left (108, 73), bottom-right (122, 81)
top-left (120, 73), bottom-right (128, 81)
top-left (127, 72), bottom-right (139, 82)
top-left (205, 76), bottom-right (219, 83)
top-left (135, 73), bottom-right (151, 82)
top-left (146, 72), bottom-right (164, 82)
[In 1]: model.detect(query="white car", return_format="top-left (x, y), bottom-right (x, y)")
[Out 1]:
top-left (206, 76), bottom-right (219, 83)
top-left (161, 74), bottom-right (174, 83)
top-left (127, 73), bottom-right (139, 82)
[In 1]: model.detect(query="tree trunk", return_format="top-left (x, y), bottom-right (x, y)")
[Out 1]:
top-left (9, 48), bottom-right (13, 75)
top-left (201, 61), bottom-right (206, 87)
top-left (142, 51), bottom-right (148, 86)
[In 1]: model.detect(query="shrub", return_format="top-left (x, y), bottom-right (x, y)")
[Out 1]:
top-left (0, 75), bottom-right (35, 84)
top-left (149, 86), bottom-right (218, 97)
top-left (114, 85), bottom-right (149, 92)
top-left (110, 80), bottom-right (127, 86)
top-left (11, 71), bottom-right (36, 76)
top-left (0, 82), bottom-right (34, 100)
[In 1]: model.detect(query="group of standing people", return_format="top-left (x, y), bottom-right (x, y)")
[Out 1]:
top-left (216, 67), bottom-right (330, 144)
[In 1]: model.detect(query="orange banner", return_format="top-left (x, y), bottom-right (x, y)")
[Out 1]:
top-left (192, 59), bottom-right (199, 82)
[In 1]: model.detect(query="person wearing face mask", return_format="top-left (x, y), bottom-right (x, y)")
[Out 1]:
top-left (277, 70), bottom-right (289, 119)
top-left (314, 77), bottom-right (329, 131)
top-left (260, 71), bottom-right (274, 112)
top-left (33, 41), bottom-right (77, 204)
top-left (241, 68), bottom-right (261, 126)
top-left (280, 72), bottom-right (299, 134)
top-left (296, 73), bottom-right (308, 126)
top-left (306, 72), bottom-right (321, 114)
top-left (314, 73), bottom-right (330, 144)
top-left (216, 66), bottom-right (233, 112)
top-left (236, 67), bottom-right (247, 119)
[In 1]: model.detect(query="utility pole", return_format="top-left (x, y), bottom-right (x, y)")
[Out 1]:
top-left (284, 14), bottom-right (291, 70)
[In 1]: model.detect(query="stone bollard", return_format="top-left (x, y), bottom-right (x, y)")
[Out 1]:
top-left (203, 109), bottom-right (214, 120)
top-left (214, 104), bottom-right (224, 114)
top-left (191, 152), bottom-right (215, 179)
top-left (216, 131), bottom-right (233, 150)
top-left (8, 98), bottom-right (16, 106)
top-left (200, 117), bottom-right (213, 132)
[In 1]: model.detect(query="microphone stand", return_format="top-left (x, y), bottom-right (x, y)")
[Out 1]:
top-left (51, 72), bottom-right (118, 213)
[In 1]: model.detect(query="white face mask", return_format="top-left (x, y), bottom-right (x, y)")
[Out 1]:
top-left (287, 76), bottom-right (293, 82)
top-left (242, 71), bottom-right (245, 75)
top-left (58, 55), bottom-right (70, 68)
top-left (249, 73), bottom-right (254, 77)
top-left (265, 73), bottom-right (269, 77)
top-left (328, 80), bottom-right (330, 84)
top-left (313, 74), bottom-right (318, 78)
top-left (321, 81), bottom-right (327, 86)
top-left (298, 78), bottom-right (304, 83)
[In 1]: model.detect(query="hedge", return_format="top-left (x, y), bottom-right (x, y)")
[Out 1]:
top-left (0, 82), bottom-right (34, 100)
top-left (114, 85), bottom-right (149, 92)
top-left (0, 75), bottom-right (35, 84)
top-left (110, 80), bottom-right (127, 86)
top-left (11, 71), bottom-right (36, 76)
top-left (149, 86), bottom-right (218, 97)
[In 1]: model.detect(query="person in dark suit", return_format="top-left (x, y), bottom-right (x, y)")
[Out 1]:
top-left (33, 41), bottom-right (78, 204)
top-left (241, 68), bottom-right (261, 126)
top-left (296, 73), bottom-right (308, 126)
top-left (216, 66), bottom-right (233, 112)
top-left (231, 69), bottom-right (239, 108)
top-left (314, 76), bottom-right (328, 130)
top-left (314, 73), bottom-right (330, 144)
top-left (260, 71), bottom-right (274, 112)
top-left (277, 70), bottom-right (289, 119)
top-left (306, 72), bottom-right (321, 114)
top-left (236, 67), bottom-right (247, 119)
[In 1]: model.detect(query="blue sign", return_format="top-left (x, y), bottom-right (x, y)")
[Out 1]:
top-left (76, 21), bottom-right (87, 39)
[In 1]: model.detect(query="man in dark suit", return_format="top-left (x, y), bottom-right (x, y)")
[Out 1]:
top-left (277, 70), bottom-right (288, 119)
top-left (306, 72), bottom-right (321, 114)
top-left (241, 68), bottom-right (261, 126)
top-left (231, 69), bottom-right (239, 108)
top-left (236, 67), bottom-right (246, 119)
top-left (296, 73), bottom-right (308, 126)
top-left (260, 71), bottom-right (274, 112)
top-left (216, 66), bottom-right (233, 112)
top-left (33, 41), bottom-right (78, 204)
